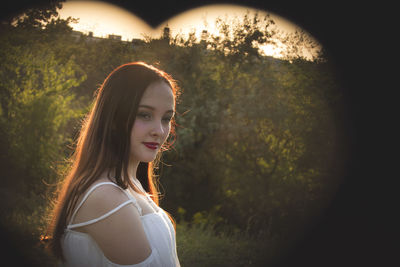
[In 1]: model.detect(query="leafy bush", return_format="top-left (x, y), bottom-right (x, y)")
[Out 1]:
top-left (176, 222), bottom-right (272, 267)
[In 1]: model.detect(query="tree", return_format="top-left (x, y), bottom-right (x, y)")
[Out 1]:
top-left (156, 13), bottom-right (345, 250)
top-left (0, 4), bottom-right (85, 264)
top-left (4, 0), bottom-right (64, 28)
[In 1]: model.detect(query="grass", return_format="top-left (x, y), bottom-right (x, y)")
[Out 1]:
top-left (176, 222), bottom-right (276, 267)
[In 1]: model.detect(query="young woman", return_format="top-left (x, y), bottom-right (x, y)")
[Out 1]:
top-left (46, 62), bottom-right (181, 266)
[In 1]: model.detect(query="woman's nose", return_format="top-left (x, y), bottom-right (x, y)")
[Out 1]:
top-left (150, 120), bottom-right (165, 137)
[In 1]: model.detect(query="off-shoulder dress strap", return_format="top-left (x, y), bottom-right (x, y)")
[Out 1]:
top-left (67, 182), bottom-right (142, 229)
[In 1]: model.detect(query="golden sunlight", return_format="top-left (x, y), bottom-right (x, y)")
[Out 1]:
top-left (156, 4), bottom-right (295, 38)
top-left (58, 1), bottom-right (320, 59)
top-left (58, 0), bottom-right (158, 40)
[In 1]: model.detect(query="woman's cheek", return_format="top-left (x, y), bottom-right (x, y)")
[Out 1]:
top-left (131, 120), bottom-right (146, 139)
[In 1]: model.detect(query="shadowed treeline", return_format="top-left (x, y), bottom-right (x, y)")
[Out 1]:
top-left (0, 1), bottom-right (348, 266)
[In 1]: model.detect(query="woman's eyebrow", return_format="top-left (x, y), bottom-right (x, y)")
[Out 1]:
top-left (138, 104), bottom-right (155, 110)
top-left (139, 105), bottom-right (174, 114)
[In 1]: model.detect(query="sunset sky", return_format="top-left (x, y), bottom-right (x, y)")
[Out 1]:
top-left (57, 0), bottom-right (319, 58)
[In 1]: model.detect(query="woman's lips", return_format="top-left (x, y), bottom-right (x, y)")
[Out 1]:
top-left (143, 142), bottom-right (159, 150)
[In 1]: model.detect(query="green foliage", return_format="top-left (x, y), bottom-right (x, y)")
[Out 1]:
top-left (0, 7), bottom-right (346, 265)
top-left (0, 26), bottom-right (86, 185)
top-left (176, 222), bottom-right (273, 267)
top-left (7, 0), bottom-right (64, 29)
top-left (0, 19), bottom-right (86, 266)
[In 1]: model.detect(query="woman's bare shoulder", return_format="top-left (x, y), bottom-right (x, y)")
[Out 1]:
top-left (72, 178), bottom-right (152, 264)
top-left (73, 178), bottom-right (129, 221)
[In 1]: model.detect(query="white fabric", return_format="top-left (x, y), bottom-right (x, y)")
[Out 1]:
top-left (61, 182), bottom-right (180, 267)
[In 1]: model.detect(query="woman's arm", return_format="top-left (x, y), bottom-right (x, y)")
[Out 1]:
top-left (72, 184), bottom-right (152, 265)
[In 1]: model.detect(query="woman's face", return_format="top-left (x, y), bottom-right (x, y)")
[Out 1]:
top-left (130, 81), bottom-right (175, 164)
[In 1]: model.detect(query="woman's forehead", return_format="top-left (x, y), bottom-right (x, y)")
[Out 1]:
top-left (140, 81), bottom-right (175, 109)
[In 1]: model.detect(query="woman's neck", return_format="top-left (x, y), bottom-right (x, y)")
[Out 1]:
top-left (127, 159), bottom-right (139, 180)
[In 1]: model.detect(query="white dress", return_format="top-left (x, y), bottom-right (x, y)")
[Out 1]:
top-left (61, 182), bottom-right (180, 267)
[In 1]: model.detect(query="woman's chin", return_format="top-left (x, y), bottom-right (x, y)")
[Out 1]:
top-left (141, 155), bottom-right (158, 163)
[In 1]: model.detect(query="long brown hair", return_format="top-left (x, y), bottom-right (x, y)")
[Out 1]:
top-left (46, 62), bottom-right (179, 259)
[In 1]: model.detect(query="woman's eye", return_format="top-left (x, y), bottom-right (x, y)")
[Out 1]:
top-left (162, 116), bottom-right (173, 123)
top-left (137, 112), bottom-right (151, 120)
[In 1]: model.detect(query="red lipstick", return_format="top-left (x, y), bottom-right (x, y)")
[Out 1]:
top-left (143, 142), bottom-right (159, 150)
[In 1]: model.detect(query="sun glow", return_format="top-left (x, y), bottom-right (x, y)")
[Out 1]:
top-left (58, 1), bottom-right (320, 59)
top-left (58, 0), bottom-right (158, 40)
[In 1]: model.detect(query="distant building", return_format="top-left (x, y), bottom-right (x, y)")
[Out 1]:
top-left (107, 34), bottom-right (122, 41)
top-left (131, 38), bottom-right (146, 50)
top-left (70, 30), bottom-right (102, 42)
top-left (70, 30), bottom-right (126, 43)
top-left (201, 30), bottom-right (209, 42)
top-left (70, 30), bottom-right (83, 40)
top-left (163, 26), bottom-right (170, 40)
